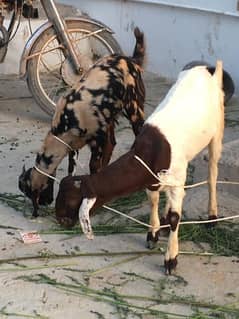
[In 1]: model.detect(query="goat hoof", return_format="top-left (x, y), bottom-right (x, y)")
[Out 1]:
top-left (32, 209), bottom-right (39, 217)
top-left (146, 240), bottom-right (160, 250)
top-left (206, 215), bottom-right (218, 228)
top-left (146, 230), bottom-right (159, 249)
top-left (164, 257), bottom-right (178, 275)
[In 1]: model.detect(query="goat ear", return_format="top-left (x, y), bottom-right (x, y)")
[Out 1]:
top-left (22, 165), bottom-right (26, 174)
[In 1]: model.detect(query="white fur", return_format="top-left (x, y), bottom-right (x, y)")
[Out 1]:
top-left (79, 197), bottom-right (96, 239)
top-left (147, 66), bottom-right (221, 166)
top-left (146, 65), bottom-right (223, 189)
top-left (74, 63), bottom-right (224, 274)
top-left (146, 63), bottom-right (224, 272)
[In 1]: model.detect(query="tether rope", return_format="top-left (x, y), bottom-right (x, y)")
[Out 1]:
top-left (33, 166), bottom-right (60, 183)
top-left (134, 155), bottom-right (239, 188)
top-left (34, 152), bottom-right (239, 229)
top-left (52, 135), bottom-right (74, 151)
top-left (103, 205), bottom-right (239, 229)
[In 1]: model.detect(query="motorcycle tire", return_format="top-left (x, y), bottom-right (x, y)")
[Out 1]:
top-left (26, 19), bottom-right (122, 116)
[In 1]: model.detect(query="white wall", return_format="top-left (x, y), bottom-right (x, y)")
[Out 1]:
top-left (0, 20), bottom-right (45, 74)
top-left (58, 0), bottom-right (239, 93)
top-left (1, 0), bottom-right (239, 94)
top-left (0, 1), bottom-right (80, 75)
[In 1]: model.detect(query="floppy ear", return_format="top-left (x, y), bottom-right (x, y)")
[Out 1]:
top-left (22, 165), bottom-right (26, 174)
top-left (18, 165), bottom-right (28, 193)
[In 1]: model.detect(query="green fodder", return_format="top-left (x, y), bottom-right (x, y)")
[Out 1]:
top-left (0, 192), bottom-right (54, 217)
top-left (179, 222), bottom-right (239, 256)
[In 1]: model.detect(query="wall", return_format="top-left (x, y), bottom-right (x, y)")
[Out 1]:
top-left (1, 0), bottom-right (239, 93)
top-left (0, 2), bottom-right (80, 75)
top-left (0, 20), bottom-right (44, 74)
top-left (59, 0), bottom-right (239, 93)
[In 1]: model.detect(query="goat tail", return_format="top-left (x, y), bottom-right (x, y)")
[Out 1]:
top-left (214, 60), bottom-right (223, 89)
top-left (132, 27), bottom-right (145, 67)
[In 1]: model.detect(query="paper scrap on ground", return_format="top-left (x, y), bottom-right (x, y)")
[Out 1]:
top-left (20, 231), bottom-right (42, 244)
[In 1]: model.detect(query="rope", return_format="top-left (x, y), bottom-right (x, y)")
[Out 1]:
top-left (134, 155), bottom-right (162, 184)
top-left (52, 135), bottom-right (74, 151)
top-left (33, 166), bottom-right (60, 183)
top-left (134, 155), bottom-right (239, 188)
top-left (33, 135), bottom-right (79, 182)
top-left (103, 205), bottom-right (239, 229)
top-left (52, 135), bottom-right (85, 171)
top-left (102, 205), bottom-right (152, 228)
top-left (34, 155), bottom-right (239, 230)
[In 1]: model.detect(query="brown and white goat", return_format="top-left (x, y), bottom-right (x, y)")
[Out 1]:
top-left (55, 60), bottom-right (224, 274)
top-left (18, 27), bottom-right (145, 217)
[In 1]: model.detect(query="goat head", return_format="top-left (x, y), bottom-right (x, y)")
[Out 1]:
top-left (18, 166), bottom-right (55, 217)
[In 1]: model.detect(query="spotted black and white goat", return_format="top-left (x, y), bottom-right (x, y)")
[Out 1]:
top-left (19, 27), bottom-right (145, 217)
top-left (55, 61), bottom-right (224, 274)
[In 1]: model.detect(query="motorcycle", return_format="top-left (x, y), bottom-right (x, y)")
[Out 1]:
top-left (0, 0), bottom-right (122, 115)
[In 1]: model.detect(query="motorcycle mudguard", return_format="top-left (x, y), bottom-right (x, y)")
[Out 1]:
top-left (19, 17), bottom-right (115, 79)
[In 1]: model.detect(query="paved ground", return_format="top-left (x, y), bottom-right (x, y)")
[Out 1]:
top-left (0, 72), bottom-right (238, 319)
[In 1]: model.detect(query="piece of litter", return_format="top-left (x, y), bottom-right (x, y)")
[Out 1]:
top-left (20, 231), bottom-right (42, 244)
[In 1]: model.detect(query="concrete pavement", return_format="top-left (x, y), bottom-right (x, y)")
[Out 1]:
top-left (0, 72), bottom-right (238, 319)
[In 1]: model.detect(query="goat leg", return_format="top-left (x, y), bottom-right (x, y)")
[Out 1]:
top-left (146, 230), bottom-right (160, 249)
top-left (102, 122), bottom-right (116, 168)
top-left (31, 190), bottom-right (39, 217)
top-left (79, 197), bottom-right (96, 239)
top-left (68, 150), bottom-right (78, 175)
top-left (146, 189), bottom-right (160, 249)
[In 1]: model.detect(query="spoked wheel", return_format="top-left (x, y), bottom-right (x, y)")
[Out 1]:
top-left (0, 25), bottom-right (9, 62)
top-left (26, 20), bottom-right (122, 116)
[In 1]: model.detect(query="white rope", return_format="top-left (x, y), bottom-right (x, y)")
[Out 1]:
top-left (134, 154), bottom-right (239, 188)
top-left (52, 135), bottom-right (85, 171)
top-left (103, 204), bottom-right (239, 229)
top-left (52, 135), bottom-right (74, 151)
top-left (33, 166), bottom-right (60, 183)
top-left (179, 215), bottom-right (239, 226)
top-left (35, 154), bottom-right (239, 230)
top-left (134, 154), bottom-right (207, 188)
top-left (34, 135), bottom-right (79, 182)
top-left (216, 180), bottom-right (239, 185)
top-left (102, 205), bottom-right (151, 228)
top-left (134, 155), bottom-right (162, 185)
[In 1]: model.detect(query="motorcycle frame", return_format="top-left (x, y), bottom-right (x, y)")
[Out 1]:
top-left (19, 1), bottom-right (114, 78)
top-left (40, 0), bottom-right (81, 72)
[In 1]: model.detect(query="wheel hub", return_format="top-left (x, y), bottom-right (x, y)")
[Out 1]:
top-left (61, 54), bottom-right (94, 86)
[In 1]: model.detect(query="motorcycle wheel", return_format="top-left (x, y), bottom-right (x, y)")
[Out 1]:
top-left (0, 25), bottom-right (9, 62)
top-left (26, 19), bottom-right (122, 116)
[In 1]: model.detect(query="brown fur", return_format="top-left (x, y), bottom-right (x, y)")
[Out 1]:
top-left (56, 61), bottom-right (224, 275)
top-left (55, 125), bottom-right (170, 225)
top-left (19, 27), bottom-right (146, 217)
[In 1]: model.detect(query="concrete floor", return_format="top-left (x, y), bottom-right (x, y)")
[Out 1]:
top-left (0, 72), bottom-right (238, 319)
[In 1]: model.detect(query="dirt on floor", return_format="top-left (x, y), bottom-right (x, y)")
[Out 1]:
top-left (0, 72), bottom-right (238, 319)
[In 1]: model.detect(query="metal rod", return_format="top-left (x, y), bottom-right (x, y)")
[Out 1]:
top-left (40, 0), bottom-right (81, 72)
